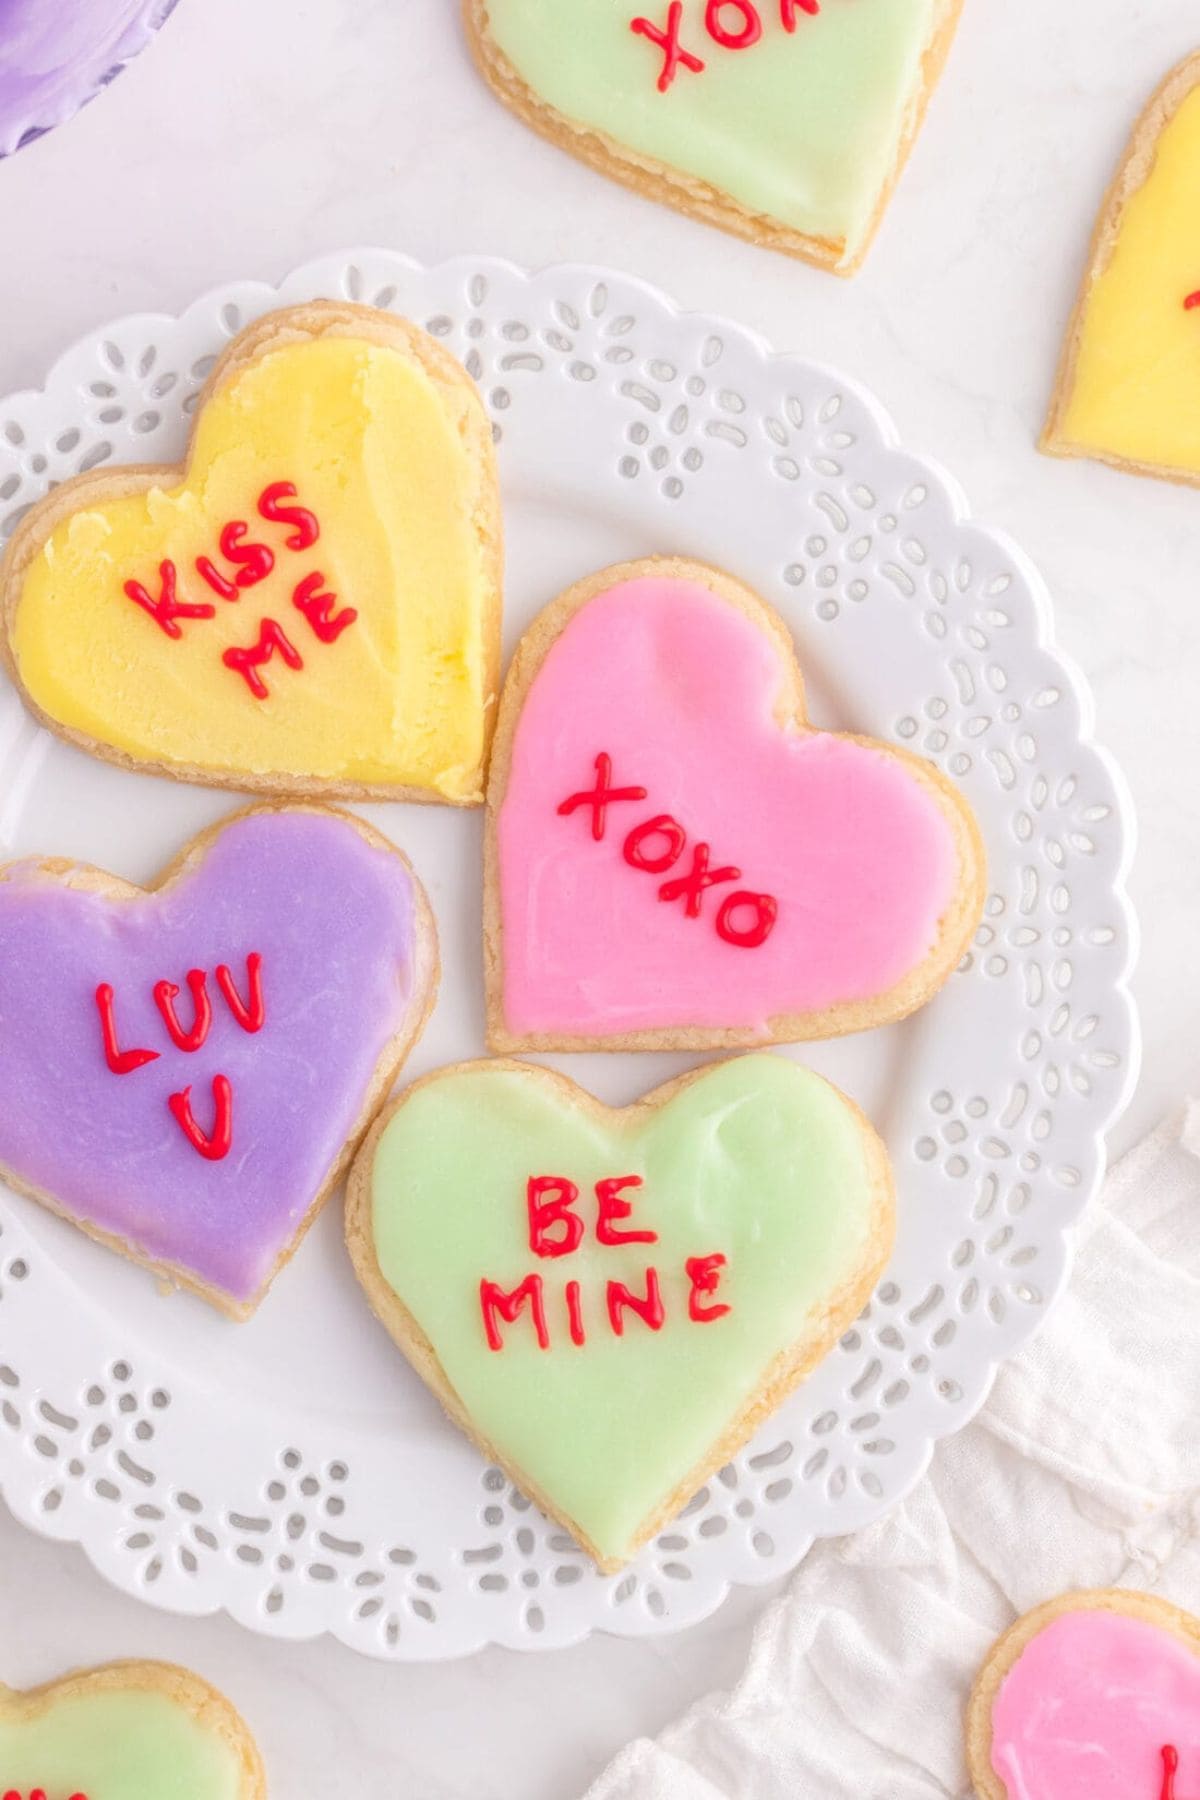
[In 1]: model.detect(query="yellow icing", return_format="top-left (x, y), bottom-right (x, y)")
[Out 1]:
top-left (1056, 81), bottom-right (1200, 474)
top-left (10, 336), bottom-right (493, 798)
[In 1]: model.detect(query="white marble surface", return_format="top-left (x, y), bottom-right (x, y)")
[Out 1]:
top-left (0, 0), bottom-right (1195, 1792)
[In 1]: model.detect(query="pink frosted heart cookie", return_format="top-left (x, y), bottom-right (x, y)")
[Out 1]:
top-left (967, 1590), bottom-right (1200, 1800)
top-left (484, 558), bottom-right (985, 1052)
top-left (0, 804), bottom-right (437, 1317)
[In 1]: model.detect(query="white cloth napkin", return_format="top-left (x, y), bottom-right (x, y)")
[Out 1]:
top-left (587, 1106), bottom-right (1200, 1800)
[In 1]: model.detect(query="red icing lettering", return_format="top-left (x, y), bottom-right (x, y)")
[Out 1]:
top-left (558, 752), bottom-right (647, 842)
top-left (168, 1074), bottom-right (233, 1161)
top-left (1162, 1747), bottom-right (1179, 1800)
top-left (623, 814), bottom-right (686, 874)
top-left (562, 755), bottom-right (778, 947)
top-left (706, 0), bottom-right (762, 47)
top-left (223, 618), bottom-right (303, 699)
top-left (658, 842), bottom-right (740, 918)
top-left (606, 1269), bottom-right (665, 1335)
top-left (258, 480), bottom-right (320, 550)
top-left (123, 484), bottom-right (337, 671)
top-left (292, 571), bottom-right (357, 644)
top-left (527, 1175), bottom-right (584, 1259)
top-left (780, 0), bottom-right (819, 26)
top-left (484, 1176), bottom-right (734, 1349)
top-left (100, 958), bottom-right (265, 1081)
top-left (124, 561), bottom-right (214, 639)
top-left (687, 1252), bottom-right (731, 1321)
top-left (631, 2), bottom-right (705, 91)
top-left (636, 0), bottom-right (819, 88)
top-left (596, 1175), bottom-right (657, 1247)
top-left (565, 1278), bottom-right (586, 1346)
top-left (481, 1274), bottom-right (549, 1351)
top-left (153, 968), bottom-right (212, 1054)
top-left (3, 1792), bottom-right (88, 1800)
top-left (480, 1251), bottom-right (734, 1347)
top-left (195, 555), bottom-right (239, 600)
top-left (716, 890), bottom-right (778, 948)
top-left (1186, 292), bottom-right (1200, 311)
top-left (94, 983), bottom-right (160, 1075)
top-left (219, 521), bottom-right (274, 588)
top-left (216, 952), bottom-right (265, 1033)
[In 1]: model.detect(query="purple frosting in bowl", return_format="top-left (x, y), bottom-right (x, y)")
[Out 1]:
top-left (0, 0), bottom-right (179, 156)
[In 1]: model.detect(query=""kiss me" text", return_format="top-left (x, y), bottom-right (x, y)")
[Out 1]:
top-left (479, 1172), bottom-right (730, 1351)
top-left (632, 0), bottom-right (820, 93)
top-left (123, 480), bottom-right (357, 701)
top-left (557, 751), bottom-right (778, 948)
top-left (94, 953), bottom-right (265, 1161)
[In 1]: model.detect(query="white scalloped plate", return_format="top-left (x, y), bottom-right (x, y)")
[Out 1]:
top-left (0, 252), bottom-right (1138, 1660)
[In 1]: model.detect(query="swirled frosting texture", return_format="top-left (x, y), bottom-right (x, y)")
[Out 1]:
top-left (10, 335), bottom-right (493, 800)
top-left (990, 1610), bottom-right (1200, 1798)
top-left (0, 0), bottom-right (176, 156)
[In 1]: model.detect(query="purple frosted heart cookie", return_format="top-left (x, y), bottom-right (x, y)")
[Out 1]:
top-left (0, 0), bottom-right (180, 158)
top-left (0, 804), bottom-right (437, 1317)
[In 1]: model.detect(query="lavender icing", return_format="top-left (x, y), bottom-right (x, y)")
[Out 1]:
top-left (0, 809), bottom-right (424, 1308)
top-left (0, 0), bottom-right (178, 156)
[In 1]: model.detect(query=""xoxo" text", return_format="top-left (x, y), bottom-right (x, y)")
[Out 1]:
top-left (557, 751), bottom-right (778, 948)
top-left (631, 0), bottom-right (820, 93)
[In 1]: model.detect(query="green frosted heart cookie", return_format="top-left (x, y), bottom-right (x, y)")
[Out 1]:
top-left (0, 1661), bottom-right (264, 1799)
top-left (465, 0), bottom-right (963, 272)
top-left (347, 1053), bottom-right (893, 1569)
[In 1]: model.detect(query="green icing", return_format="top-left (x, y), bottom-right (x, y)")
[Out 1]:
top-left (0, 1688), bottom-right (242, 1798)
top-left (485, 0), bottom-right (938, 255)
top-left (370, 1055), bottom-right (880, 1563)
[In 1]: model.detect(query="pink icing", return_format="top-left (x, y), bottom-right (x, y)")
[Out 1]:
top-left (497, 575), bottom-right (962, 1038)
top-left (990, 1610), bottom-right (1200, 1799)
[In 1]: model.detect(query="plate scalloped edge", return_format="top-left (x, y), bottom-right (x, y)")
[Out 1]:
top-left (0, 250), bottom-right (1138, 1659)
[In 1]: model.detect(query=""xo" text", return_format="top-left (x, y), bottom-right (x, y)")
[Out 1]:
top-left (631, 0), bottom-right (820, 92)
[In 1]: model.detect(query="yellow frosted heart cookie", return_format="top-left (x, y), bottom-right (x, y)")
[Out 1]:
top-left (0, 302), bottom-right (503, 802)
top-left (1043, 54), bottom-right (1200, 486)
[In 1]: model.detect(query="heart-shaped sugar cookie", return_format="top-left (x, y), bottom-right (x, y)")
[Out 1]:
top-left (0, 301), bottom-right (502, 802)
top-left (484, 558), bottom-right (985, 1053)
top-left (1043, 54), bottom-right (1200, 487)
top-left (0, 804), bottom-right (436, 1317)
top-left (0, 1659), bottom-right (264, 1799)
top-left (465, 0), bottom-right (963, 272)
top-left (967, 1590), bottom-right (1200, 1800)
top-left (347, 1054), bottom-right (893, 1570)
